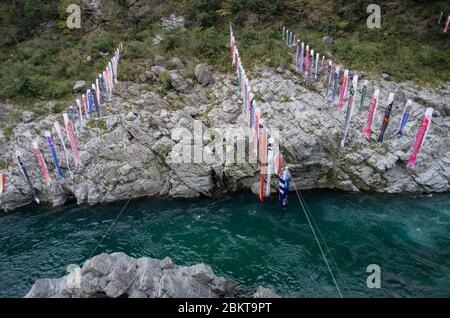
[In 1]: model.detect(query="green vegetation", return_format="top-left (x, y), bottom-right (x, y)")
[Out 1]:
top-left (159, 71), bottom-right (173, 91)
top-left (2, 126), bottom-right (14, 140)
top-left (0, 0), bottom-right (448, 106)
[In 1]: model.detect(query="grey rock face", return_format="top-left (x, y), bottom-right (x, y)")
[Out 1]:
top-left (170, 57), bottom-right (184, 69)
top-left (73, 80), bottom-right (86, 92)
top-left (194, 64), bottom-right (214, 86)
top-left (0, 63), bottom-right (448, 212)
top-left (25, 253), bottom-right (276, 298)
top-left (22, 111), bottom-right (36, 123)
top-left (155, 55), bottom-right (166, 66)
top-left (323, 36), bottom-right (333, 45)
top-left (151, 65), bottom-right (166, 76)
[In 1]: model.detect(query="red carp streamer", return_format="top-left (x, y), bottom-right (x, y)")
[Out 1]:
top-left (63, 114), bottom-right (81, 166)
top-left (407, 108), bottom-right (433, 168)
top-left (337, 70), bottom-right (349, 110)
top-left (363, 89), bottom-right (380, 140)
top-left (32, 141), bottom-right (51, 185)
top-left (0, 174), bottom-right (5, 193)
top-left (259, 128), bottom-right (267, 203)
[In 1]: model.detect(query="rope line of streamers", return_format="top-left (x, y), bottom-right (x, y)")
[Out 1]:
top-left (291, 179), bottom-right (343, 298)
top-left (85, 187), bottom-right (139, 262)
top-left (295, 183), bottom-right (353, 298)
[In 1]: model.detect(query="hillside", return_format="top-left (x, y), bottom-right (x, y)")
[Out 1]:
top-left (0, 0), bottom-right (449, 106)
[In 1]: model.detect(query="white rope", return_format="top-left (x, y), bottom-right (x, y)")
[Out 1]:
top-left (291, 179), bottom-right (343, 298)
top-left (296, 188), bottom-right (353, 297)
top-left (85, 187), bottom-right (139, 261)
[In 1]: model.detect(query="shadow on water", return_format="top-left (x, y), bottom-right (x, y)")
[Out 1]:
top-left (0, 190), bottom-right (449, 298)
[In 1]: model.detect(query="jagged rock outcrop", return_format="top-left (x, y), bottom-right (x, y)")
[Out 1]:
top-left (25, 252), bottom-right (279, 298)
top-left (0, 59), bottom-right (449, 212)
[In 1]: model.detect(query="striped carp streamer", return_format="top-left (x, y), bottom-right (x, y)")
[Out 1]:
top-left (108, 62), bottom-right (114, 92)
top-left (253, 111), bottom-right (260, 156)
top-left (363, 88), bottom-right (380, 140)
top-left (341, 75), bottom-right (358, 147)
top-left (438, 12), bottom-right (443, 24)
top-left (325, 61), bottom-right (333, 97)
top-left (32, 140), bottom-right (51, 186)
top-left (289, 31), bottom-right (292, 47)
top-left (395, 100), bottom-right (412, 138)
top-left (91, 84), bottom-right (100, 117)
top-left (70, 106), bottom-right (76, 134)
top-left (377, 93), bottom-right (395, 143)
top-left (265, 137), bottom-right (274, 198)
top-left (87, 89), bottom-right (93, 119)
top-left (0, 174), bottom-right (5, 194)
top-left (359, 80), bottom-right (368, 111)
top-left (445, 15), bottom-right (450, 33)
top-left (63, 113), bottom-right (81, 166)
top-left (295, 40), bottom-right (300, 71)
top-left (307, 49), bottom-right (314, 83)
top-left (314, 52), bottom-right (319, 79)
top-left (95, 79), bottom-right (101, 107)
top-left (45, 131), bottom-right (64, 181)
top-left (17, 155), bottom-right (39, 204)
top-left (332, 66), bottom-right (340, 104)
top-left (54, 121), bottom-right (74, 178)
top-left (103, 70), bottom-right (110, 101)
top-left (320, 55), bottom-right (325, 67)
top-left (279, 168), bottom-right (291, 209)
top-left (76, 98), bottom-right (83, 129)
top-left (259, 127), bottom-right (268, 203)
top-left (337, 69), bottom-right (349, 110)
top-left (304, 45), bottom-right (310, 77)
top-left (407, 108), bottom-right (433, 168)
top-left (82, 94), bottom-right (88, 119)
top-left (298, 42), bottom-right (304, 72)
top-left (99, 74), bottom-right (107, 102)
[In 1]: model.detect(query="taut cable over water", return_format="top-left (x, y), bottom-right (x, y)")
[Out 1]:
top-left (291, 179), bottom-right (344, 298)
top-left (85, 186), bottom-right (140, 262)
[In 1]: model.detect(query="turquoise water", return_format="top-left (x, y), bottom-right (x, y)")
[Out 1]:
top-left (0, 191), bottom-right (449, 298)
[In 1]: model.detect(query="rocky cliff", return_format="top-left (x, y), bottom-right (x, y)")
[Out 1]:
top-left (0, 56), bottom-right (449, 212)
top-left (25, 252), bottom-right (280, 298)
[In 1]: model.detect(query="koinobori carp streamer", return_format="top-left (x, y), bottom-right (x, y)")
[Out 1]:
top-left (337, 69), bottom-right (349, 110)
top-left (45, 131), bottom-right (64, 181)
top-left (54, 121), bottom-right (74, 178)
top-left (0, 174), bottom-right (5, 194)
top-left (63, 113), bottom-right (81, 166)
top-left (17, 155), bottom-right (39, 204)
top-left (325, 60), bottom-right (332, 97)
top-left (363, 88), bottom-right (380, 140)
top-left (359, 80), bottom-right (368, 111)
top-left (331, 66), bottom-right (340, 104)
top-left (341, 75), bottom-right (358, 147)
top-left (377, 93), bottom-right (395, 143)
top-left (407, 108), bottom-right (433, 167)
top-left (259, 127), bottom-right (267, 203)
top-left (395, 100), bottom-right (412, 138)
top-left (32, 140), bottom-right (51, 186)
top-left (279, 168), bottom-right (291, 209)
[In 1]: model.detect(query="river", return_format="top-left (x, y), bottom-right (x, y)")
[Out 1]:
top-left (0, 191), bottom-right (449, 298)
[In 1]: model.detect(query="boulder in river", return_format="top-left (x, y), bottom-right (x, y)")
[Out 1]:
top-left (25, 252), bottom-right (280, 298)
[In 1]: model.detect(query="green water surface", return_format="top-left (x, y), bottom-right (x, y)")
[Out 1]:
top-left (0, 191), bottom-right (449, 298)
